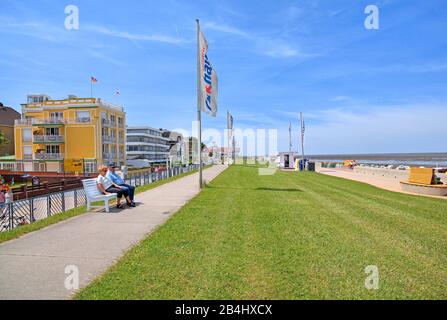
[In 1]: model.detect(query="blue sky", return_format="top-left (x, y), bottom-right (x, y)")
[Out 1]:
top-left (0, 0), bottom-right (446, 155)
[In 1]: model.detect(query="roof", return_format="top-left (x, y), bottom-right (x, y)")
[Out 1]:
top-left (0, 105), bottom-right (21, 126)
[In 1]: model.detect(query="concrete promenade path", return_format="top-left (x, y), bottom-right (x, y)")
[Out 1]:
top-left (0, 165), bottom-right (227, 300)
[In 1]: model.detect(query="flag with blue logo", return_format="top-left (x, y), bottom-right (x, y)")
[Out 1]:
top-left (199, 30), bottom-right (218, 117)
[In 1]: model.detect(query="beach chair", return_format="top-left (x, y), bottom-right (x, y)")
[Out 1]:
top-left (400, 168), bottom-right (447, 196)
top-left (407, 168), bottom-right (435, 185)
top-left (82, 179), bottom-right (117, 213)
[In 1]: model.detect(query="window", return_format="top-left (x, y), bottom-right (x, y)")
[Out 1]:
top-left (85, 163), bottom-right (96, 173)
top-left (45, 128), bottom-right (60, 136)
top-left (46, 145), bottom-right (60, 154)
top-left (22, 128), bottom-right (32, 142)
top-left (23, 146), bottom-right (32, 157)
top-left (77, 111), bottom-right (90, 121)
top-left (50, 112), bottom-right (63, 119)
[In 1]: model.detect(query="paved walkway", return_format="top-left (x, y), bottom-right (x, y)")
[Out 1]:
top-left (0, 165), bottom-right (227, 300)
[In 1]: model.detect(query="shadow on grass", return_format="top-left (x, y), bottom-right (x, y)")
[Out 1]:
top-left (206, 186), bottom-right (303, 192)
top-left (255, 187), bottom-right (303, 192)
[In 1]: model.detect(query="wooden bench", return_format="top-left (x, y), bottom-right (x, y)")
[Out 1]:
top-left (82, 179), bottom-right (117, 213)
top-left (400, 168), bottom-right (447, 196)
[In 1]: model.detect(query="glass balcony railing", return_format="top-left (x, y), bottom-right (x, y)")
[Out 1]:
top-left (34, 135), bottom-right (64, 143)
top-left (16, 118), bottom-right (92, 126)
top-left (35, 153), bottom-right (64, 160)
top-left (68, 117), bottom-right (92, 124)
top-left (102, 136), bottom-right (118, 143)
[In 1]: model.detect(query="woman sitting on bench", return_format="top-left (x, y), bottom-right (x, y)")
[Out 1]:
top-left (97, 166), bottom-right (133, 209)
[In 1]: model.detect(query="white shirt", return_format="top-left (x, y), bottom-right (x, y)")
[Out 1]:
top-left (97, 174), bottom-right (113, 190)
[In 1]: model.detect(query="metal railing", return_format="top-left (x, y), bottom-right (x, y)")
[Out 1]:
top-left (0, 164), bottom-right (201, 232)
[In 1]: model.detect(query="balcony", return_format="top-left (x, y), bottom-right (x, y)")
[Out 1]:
top-left (16, 118), bottom-right (93, 126)
top-left (15, 119), bottom-right (34, 126)
top-left (102, 136), bottom-right (117, 144)
top-left (66, 117), bottom-right (92, 124)
top-left (34, 135), bottom-right (64, 143)
top-left (23, 154), bottom-right (33, 160)
top-left (35, 153), bottom-right (64, 160)
top-left (118, 137), bottom-right (124, 144)
top-left (110, 121), bottom-right (117, 127)
top-left (33, 118), bottom-right (65, 126)
top-left (102, 153), bottom-right (116, 159)
top-left (101, 119), bottom-right (110, 127)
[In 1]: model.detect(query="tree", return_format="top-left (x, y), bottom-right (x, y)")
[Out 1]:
top-left (0, 131), bottom-right (9, 150)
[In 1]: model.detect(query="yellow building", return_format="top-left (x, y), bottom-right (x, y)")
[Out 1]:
top-left (14, 94), bottom-right (126, 173)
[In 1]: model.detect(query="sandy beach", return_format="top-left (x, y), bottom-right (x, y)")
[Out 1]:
top-left (316, 166), bottom-right (447, 200)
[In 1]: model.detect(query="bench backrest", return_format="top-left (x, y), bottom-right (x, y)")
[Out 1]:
top-left (408, 168), bottom-right (434, 185)
top-left (82, 178), bottom-right (103, 198)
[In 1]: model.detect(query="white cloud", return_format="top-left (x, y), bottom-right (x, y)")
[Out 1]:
top-left (202, 20), bottom-right (316, 59)
top-left (332, 96), bottom-right (350, 102)
top-left (202, 21), bottom-right (251, 38)
top-left (261, 41), bottom-right (299, 58)
top-left (83, 24), bottom-right (190, 45)
top-left (0, 20), bottom-right (71, 42)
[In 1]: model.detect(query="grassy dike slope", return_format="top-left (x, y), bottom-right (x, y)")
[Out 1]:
top-left (76, 165), bottom-right (447, 300)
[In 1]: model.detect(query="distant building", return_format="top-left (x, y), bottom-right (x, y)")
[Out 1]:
top-left (185, 137), bottom-right (199, 164)
top-left (162, 130), bottom-right (185, 165)
top-left (126, 126), bottom-right (170, 168)
top-left (0, 102), bottom-right (21, 157)
top-left (14, 94), bottom-right (126, 173)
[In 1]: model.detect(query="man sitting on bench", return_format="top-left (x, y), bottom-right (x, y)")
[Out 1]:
top-left (106, 164), bottom-right (136, 207)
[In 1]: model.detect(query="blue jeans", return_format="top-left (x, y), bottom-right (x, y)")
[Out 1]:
top-left (119, 184), bottom-right (135, 201)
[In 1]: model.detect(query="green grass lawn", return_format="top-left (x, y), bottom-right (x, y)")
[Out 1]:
top-left (76, 165), bottom-right (447, 300)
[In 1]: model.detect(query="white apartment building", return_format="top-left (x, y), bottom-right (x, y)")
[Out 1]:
top-left (126, 126), bottom-right (170, 168)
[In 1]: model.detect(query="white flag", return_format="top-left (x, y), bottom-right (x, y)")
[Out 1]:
top-left (199, 30), bottom-right (218, 117)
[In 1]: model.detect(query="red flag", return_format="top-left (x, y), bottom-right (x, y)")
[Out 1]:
top-left (91, 76), bottom-right (98, 83)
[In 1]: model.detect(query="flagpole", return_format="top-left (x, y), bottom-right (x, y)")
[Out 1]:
top-left (227, 110), bottom-right (230, 166)
top-left (90, 80), bottom-right (93, 98)
top-left (196, 19), bottom-right (203, 188)
top-left (300, 112), bottom-right (305, 164)
top-left (289, 121), bottom-right (292, 152)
